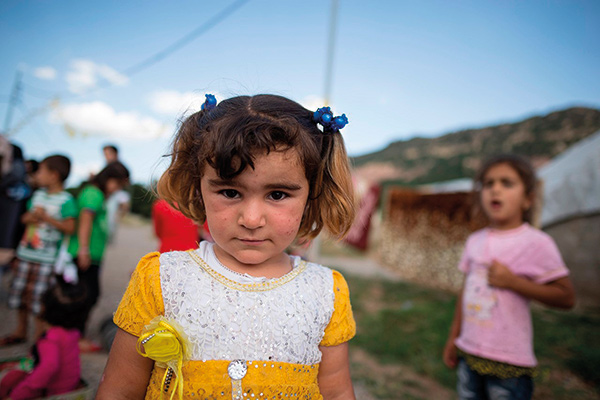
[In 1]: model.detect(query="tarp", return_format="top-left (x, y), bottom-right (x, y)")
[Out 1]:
top-left (538, 130), bottom-right (600, 227)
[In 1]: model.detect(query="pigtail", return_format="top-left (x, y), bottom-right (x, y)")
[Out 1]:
top-left (299, 133), bottom-right (356, 240)
top-left (157, 110), bottom-right (208, 223)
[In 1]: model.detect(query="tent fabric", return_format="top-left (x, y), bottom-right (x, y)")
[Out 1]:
top-left (538, 130), bottom-right (600, 227)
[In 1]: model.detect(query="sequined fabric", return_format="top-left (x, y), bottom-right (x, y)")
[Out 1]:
top-left (114, 245), bottom-right (356, 398)
top-left (146, 361), bottom-right (321, 399)
top-left (458, 350), bottom-right (536, 379)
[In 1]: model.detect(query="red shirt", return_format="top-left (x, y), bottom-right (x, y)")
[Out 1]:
top-left (152, 199), bottom-right (199, 253)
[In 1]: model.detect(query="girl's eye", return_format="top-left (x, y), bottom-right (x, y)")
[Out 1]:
top-left (269, 191), bottom-right (287, 201)
top-left (221, 189), bottom-right (239, 199)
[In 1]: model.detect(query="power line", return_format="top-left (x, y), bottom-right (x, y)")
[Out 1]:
top-left (6, 0), bottom-right (251, 136)
top-left (124, 0), bottom-right (250, 77)
top-left (3, 69), bottom-right (22, 133)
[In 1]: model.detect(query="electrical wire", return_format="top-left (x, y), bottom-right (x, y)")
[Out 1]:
top-left (124, 0), bottom-right (250, 77)
top-left (6, 0), bottom-right (251, 135)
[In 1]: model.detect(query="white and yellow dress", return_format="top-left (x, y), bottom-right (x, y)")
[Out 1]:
top-left (114, 241), bottom-right (356, 399)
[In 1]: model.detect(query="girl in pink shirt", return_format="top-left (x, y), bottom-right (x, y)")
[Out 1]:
top-left (0, 279), bottom-right (85, 400)
top-left (443, 154), bottom-right (576, 400)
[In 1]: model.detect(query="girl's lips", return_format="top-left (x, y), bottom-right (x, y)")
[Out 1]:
top-left (490, 200), bottom-right (502, 210)
top-left (238, 239), bottom-right (266, 245)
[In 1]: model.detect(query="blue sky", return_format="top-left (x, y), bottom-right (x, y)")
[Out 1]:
top-left (1, 0), bottom-right (599, 187)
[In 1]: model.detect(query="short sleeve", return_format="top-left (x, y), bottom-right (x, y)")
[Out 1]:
top-left (529, 234), bottom-right (569, 284)
top-left (113, 252), bottom-right (164, 336)
top-left (320, 270), bottom-right (356, 347)
top-left (61, 196), bottom-right (78, 219)
top-left (26, 194), bottom-right (34, 210)
top-left (78, 186), bottom-right (104, 213)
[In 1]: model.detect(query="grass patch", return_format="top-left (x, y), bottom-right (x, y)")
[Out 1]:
top-left (346, 275), bottom-right (600, 398)
top-left (533, 309), bottom-right (600, 386)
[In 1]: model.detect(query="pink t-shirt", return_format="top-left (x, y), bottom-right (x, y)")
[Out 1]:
top-left (454, 223), bottom-right (569, 367)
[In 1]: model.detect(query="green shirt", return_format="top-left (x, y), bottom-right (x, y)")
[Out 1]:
top-left (68, 185), bottom-right (108, 263)
top-left (16, 189), bottom-right (78, 264)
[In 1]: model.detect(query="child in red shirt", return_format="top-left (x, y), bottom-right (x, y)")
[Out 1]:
top-left (152, 199), bottom-right (200, 253)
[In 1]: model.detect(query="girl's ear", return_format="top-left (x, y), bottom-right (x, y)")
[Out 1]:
top-left (522, 193), bottom-right (533, 212)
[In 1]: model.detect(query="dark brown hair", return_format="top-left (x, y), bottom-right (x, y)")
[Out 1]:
top-left (103, 144), bottom-right (119, 155)
top-left (157, 94), bottom-right (356, 239)
top-left (40, 278), bottom-right (87, 330)
top-left (91, 161), bottom-right (130, 195)
top-left (41, 155), bottom-right (71, 183)
top-left (474, 153), bottom-right (537, 223)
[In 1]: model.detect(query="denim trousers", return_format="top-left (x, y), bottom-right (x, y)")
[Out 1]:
top-left (457, 358), bottom-right (533, 400)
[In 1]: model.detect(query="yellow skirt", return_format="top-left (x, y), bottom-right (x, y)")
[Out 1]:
top-left (145, 359), bottom-right (322, 400)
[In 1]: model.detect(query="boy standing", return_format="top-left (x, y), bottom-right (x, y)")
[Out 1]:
top-left (1, 155), bottom-right (78, 345)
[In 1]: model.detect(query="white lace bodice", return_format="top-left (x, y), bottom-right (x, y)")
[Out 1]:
top-left (158, 244), bottom-right (335, 365)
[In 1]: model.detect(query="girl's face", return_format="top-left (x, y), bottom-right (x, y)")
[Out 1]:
top-left (480, 162), bottom-right (531, 230)
top-left (200, 149), bottom-right (309, 276)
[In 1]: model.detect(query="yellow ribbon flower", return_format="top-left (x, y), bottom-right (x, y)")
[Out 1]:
top-left (137, 317), bottom-right (190, 400)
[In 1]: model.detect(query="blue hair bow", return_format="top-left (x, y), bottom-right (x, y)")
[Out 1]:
top-left (201, 94), bottom-right (217, 111)
top-left (313, 106), bottom-right (348, 133)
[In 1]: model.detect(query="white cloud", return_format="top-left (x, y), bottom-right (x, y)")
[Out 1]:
top-left (300, 95), bottom-right (348, 117)
top-left (65, 59), bottom-right (129, 94)
top-left (148, 90), bottom-right (226, 117)
top-left (51, 101), bottom-right (169, 140)
top-left (34, 66), bottom-right (57, 80)
top-left (69, 160), bottom-right (103, 186)
top-left (148, 90), bottom-right (204, 117)
top-left (300, 95), bottom-right (326, 112)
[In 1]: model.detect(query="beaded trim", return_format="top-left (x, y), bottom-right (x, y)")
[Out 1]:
top-left (187, 250), bottom-right (307, 292)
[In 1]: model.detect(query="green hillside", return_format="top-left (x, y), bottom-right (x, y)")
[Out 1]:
top-left (352, 107), bottom-right (600, 185)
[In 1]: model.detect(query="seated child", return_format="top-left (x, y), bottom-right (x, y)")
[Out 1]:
top-left (0, 278), bottom-right (87, 400)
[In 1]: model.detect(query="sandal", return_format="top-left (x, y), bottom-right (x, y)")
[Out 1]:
top-left (0, 335), bottom-right (27, 346)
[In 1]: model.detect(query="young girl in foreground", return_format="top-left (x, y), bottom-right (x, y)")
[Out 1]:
top-left (97, 94), bottom-right (357, 399)
top-left (443, 154), bottom-right (576, 400)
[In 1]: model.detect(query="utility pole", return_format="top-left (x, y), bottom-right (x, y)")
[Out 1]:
top-left (308, 0), bottom-right (340, 263)
top-left (323, 0), bottom-right (339, 106)
top-left (3, 69), bottom-right (23, 134)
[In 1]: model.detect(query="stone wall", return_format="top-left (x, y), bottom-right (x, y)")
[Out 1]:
top-left (376, 189), bottom-right (485, 292)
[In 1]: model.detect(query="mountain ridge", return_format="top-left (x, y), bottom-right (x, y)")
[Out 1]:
top-left (351, 106), bottom-right (600, 185)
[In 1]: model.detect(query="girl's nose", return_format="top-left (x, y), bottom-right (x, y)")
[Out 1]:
top-left (238, 200), bottom-right (266, 229)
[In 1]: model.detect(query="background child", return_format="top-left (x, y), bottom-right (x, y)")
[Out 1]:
top-left (0, 278), bottom-right (87, 400)
top-left (97, 94), bottom-right (357, 399)
top-left (67, 161), bottom-right (130, 352)
top-left (443, 154), bottom-right (576, 400)
top-left (102, 145), bottom-right (131, 243)
top-left (151, 198), bottom-right (200, 253)
top-left (2, 155), bottom-right (77, 345)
